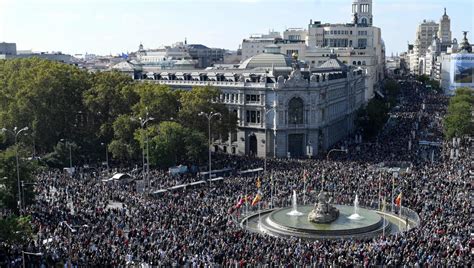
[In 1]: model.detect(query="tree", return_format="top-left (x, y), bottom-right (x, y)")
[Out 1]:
top-left (132, 83), bottom-right (179, 122)
top-left (0, 58), bottom-right (90, 153)
top-left (444, 87), bottom-right (473, 139)
top-left (83, 71), bottom-right (138, 142)
top-left (0, 147), bottom-right (36, 211)
top-left (178, 86), bottom-right (237, 140)
top-left (356, 98), bottom-right (390, 139)
top-left (109, 114), bottom-right (140, 161)
top-left (0, 215), bottom-right (33, 243)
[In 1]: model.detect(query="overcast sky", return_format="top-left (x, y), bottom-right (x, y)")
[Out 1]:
top-left (0, 0), bottom-right (473, 56)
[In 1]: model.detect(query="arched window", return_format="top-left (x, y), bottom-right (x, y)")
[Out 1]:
top-left (357, 61), bottom-right (361, 65)
top-left (362, 61), bottom-right (366, 65)
top-left (352, 61), bottom-right (357, 65)
top-left (288, 97), bottom-right (304, 124)
top-left (361, 18), bottom-right (368, 25)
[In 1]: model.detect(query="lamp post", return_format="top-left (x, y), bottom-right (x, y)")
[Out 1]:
top-left (198, 112), bottom-right (221, 181)
top-left (101, 142), bottom-right (109, 174)
top-left (324, 148), bottom-right (348, 191)
top-left (131, 112), bottom-right (154, 192)
top-left (263, 106), bottom-right (275, 174)
top-left (1, 126), bottom-right (29, 212)
top-left (22, 251), bottom-right (43, 268)
top-left (391, 171), bottom-right (398, 213)
top-left (60, 139), bottom-right (73, 169)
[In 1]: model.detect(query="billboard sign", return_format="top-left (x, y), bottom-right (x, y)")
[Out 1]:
top-left (450, 54), bottom-right (474, 92)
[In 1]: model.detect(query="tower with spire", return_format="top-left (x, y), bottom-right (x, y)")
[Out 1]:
top-left (438, 8), bottom-right (452, 51)
top-left (351, 0), bottom-right (373, 26)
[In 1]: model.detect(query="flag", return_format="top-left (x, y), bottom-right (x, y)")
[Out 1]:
top-left (234, 196), bottom-right (245, 209)
top-left (395, 192), bottom-right (402, 207)
top-left (251, 192), bottom-right (262, 206)
top-left (303, 169), bottom-right (308, 183)
top-left (256, 177), bottom-right (261, 189)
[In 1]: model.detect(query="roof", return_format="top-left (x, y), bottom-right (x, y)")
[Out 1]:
top-left (239, 52), bottom-right (292, 69)
top-left (187, 44), bottom-right (209, 49)
top-left (316, 54), bottom-right (348, 71)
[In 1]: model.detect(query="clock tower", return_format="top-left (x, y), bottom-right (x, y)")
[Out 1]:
top-left (352, 0), bottom-right (373, 26)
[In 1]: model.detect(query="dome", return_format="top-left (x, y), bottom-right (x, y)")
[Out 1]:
top-left (239, 53), bottom-right (292, 69)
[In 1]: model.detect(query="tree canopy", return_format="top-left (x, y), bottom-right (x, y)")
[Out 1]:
top-left (0, 58), bottom-right (237, 168)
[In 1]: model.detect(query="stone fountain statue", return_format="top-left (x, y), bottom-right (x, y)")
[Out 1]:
top-left (308, 191), bottom-right (339, 223)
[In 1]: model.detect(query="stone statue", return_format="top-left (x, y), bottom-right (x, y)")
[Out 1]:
top-left (308, 191), bottom-right (339, 223)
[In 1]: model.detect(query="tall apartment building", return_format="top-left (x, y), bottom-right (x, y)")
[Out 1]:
top-left (415, 20), bottom-right (440, 56)
top-left (305, 0), bottom-right (385, 101)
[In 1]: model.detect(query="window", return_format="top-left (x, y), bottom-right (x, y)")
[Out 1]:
top-left (352, 61), bottom-right (357, 65)
top-left (246, 110), bottom-right (261, 123)
top-left (246, 94), bottom-right (260, 103)
top-left (357, 61), bottom-right (361, 65)
top-left (360, 4), bottom-right (369, 13)
top-left (358, 38), bottom-right (367, 48)
top-left (361, 18), bottom-right (368, 25)
top-left (352, 4), bottom-right (357, 13)
top-left (288, 97), bottom-right (304, 124)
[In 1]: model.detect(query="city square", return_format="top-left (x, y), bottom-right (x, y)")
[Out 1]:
top-left (0, 0), bottom-right (472, 266)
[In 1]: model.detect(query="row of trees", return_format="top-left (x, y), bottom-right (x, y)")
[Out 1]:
top-left (444, 87), bottom-right (473, 139)
top-left (0, 58), bottom-right (237, 168)
top-left (356, 79), bottom-right (401, 139)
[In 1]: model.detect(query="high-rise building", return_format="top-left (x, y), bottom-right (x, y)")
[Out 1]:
top-left (438, 8), bottom-right (452, 52)
top-left (415, 20), bottom-right (439, 56)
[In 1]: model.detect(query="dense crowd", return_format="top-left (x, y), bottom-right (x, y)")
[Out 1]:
top-left (1, 79), bottom-right (472, 266)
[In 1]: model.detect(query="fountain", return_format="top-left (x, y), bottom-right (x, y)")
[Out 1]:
top-left (287, 190), bottom-right (303, 216)
top-left (242, 186), bottom-right (412, 240)
top-left (348, 194), bottom-right (363, 220)
top-left (308, 191), bottom-right (339, 223)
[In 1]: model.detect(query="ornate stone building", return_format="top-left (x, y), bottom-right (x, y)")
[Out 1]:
top-left (130, 50), bottom-right (365, 158)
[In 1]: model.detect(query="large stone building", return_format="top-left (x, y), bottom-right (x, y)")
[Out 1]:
top-left (128, 51), bottom-right (365, 158)
top-left (238, 0), bottom-right (384, 102)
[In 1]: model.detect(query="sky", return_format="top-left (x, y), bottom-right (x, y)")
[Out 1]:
top-left (0, 0), bottom-right (473, 56)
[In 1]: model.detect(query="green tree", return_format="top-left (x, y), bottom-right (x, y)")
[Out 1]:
top-left (0, 147), bottom-right (36, 211)
top-left (178, 86), bottom-right (237, 140)
top-left (0, 215), bottom-right (33, 243)
top-left (83, 71), bottom-right (138, 142)
top-left (0, 58), bottom-right (90, 153)
top-left (109, 114), bottom-right (140, 161)
top-left (356, 98), bottom-right (390, 139)
top-left (444, 88), bottom-right (473, 139)
top-left (132, 83), bottom-right (179, 122)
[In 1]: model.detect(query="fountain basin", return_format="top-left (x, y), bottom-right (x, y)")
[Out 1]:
top-left (244, 205), bottom-right (392, 240)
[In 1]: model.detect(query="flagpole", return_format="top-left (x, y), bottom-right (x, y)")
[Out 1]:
top-left (270, 173), bottom-right (274, 209)
top-left (382, 197), bottom-right (385, 238)
top-left (303, 176), bottom-right (306, 205)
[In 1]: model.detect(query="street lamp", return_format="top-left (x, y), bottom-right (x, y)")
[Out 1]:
top-left (326, 148), bottom-right (348, 162)
top-left (131, 111), bottom-right (154, 192)
top-left (1, 126), bottom-right (29, 212)
top-left (22, 251), bottom-right (43, 268)
top-left (324, 148), bottom-right (348, 191)
top-left (198, 111), bottom-right (221, 181)
top-left (263, 106), bottom-right (276, 174)
top-left (60, 139), bottom-right (73, 169)
top-left (101, 142), bottom-right (109, 174)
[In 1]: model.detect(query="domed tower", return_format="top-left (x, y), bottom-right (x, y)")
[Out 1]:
top-left (351, 0), bottom-right (373, 26)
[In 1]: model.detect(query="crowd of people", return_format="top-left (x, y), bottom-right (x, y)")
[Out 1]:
top-left (0, 79), bottom-right (471, 266)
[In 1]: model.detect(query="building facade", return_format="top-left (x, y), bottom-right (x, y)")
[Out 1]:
top-left (125, 51), bottom-right (365, 158)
